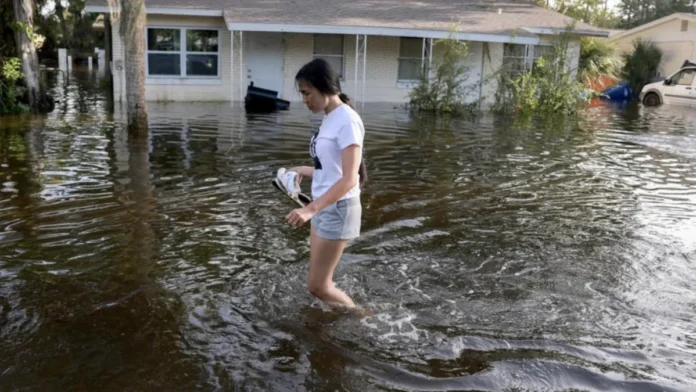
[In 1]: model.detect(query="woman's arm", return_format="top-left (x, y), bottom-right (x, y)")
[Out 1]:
top-left (285, 145), bottom-right (361, 226)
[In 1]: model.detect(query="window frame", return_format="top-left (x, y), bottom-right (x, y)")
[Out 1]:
top-left (398, 37), bottom-right (428, 84)
top-left (503, 44), bottom-right (554, 74)
top-left (312, 34), bottom-right (346, 80)
top-left (145, 26), bottom-right (221, 79)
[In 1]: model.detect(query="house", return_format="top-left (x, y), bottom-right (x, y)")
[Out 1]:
top-left (84, 0), bottom-right (609, 107)
top-left (610, 13), bottom-right (696, 78)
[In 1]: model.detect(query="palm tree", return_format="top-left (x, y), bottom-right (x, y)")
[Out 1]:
top-left (578, 37), bottom-right (623, 86)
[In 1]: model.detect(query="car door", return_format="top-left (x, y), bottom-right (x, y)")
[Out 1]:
top-left (663, 68), bottom-right (696, 106)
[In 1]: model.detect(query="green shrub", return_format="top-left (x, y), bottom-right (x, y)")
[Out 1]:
top-left (578, 37), bottom-right (623, 84)
top-left (408, 35), bottom-right (479, 117)
top-left (621, 39), bottom-right (662, 97)
top-left (493, 26), bottom-right (591, 116)
top-left (0, 57), bottom-right (30, 115)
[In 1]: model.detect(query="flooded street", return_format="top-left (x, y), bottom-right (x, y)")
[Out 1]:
top-left (1, 70), bottom-right (695, 391)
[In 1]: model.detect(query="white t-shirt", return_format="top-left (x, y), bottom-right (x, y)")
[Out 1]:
top-left (309, 104), bottom-right (365, 200)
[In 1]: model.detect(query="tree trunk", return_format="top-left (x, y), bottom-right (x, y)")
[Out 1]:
top-left (119, 0), bottom-right (148, 132)
top-left (12, 0), bottom-right (40, 113)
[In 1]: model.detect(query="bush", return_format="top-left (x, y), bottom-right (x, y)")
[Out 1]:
top-left (408, 36), bottom-right (479, 117)
top-left (493, 26), bottom-right (591, 116)
top-left (621, 39), bottom-right (662, 97)
top-left (0, 57), bottom-right (30, 115)
top-left (578, 37), bottom-right (623, 85)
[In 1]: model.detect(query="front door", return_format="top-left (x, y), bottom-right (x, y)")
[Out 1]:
top-left (245, 32), bottom-right (284, 97)
top-left (663, 68), bottom-right (696, 106)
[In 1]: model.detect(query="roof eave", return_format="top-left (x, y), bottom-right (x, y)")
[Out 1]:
top-left (225, 22), bottom-right (541, 44)
top-left (523, 27), bottom-right (610, 38)
top-left (84, 5), bottom-right (224, 17)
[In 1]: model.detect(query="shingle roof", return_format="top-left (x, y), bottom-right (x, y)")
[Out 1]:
top-left (86, 0), bottom-right (608, 37)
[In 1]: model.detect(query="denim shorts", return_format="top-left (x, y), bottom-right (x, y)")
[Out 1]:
top-left (311, 197), bottom-right (361, 240)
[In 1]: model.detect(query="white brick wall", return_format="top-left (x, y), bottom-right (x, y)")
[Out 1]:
top-left (110, 23), bottom-right (579, 105)
top-left (566, 39), bottom-right (581, 80)
top-left (481, 42), bottom-right (504, 106)
top-left (282, 34), bottom-right (493, 104)
top-left (282, 33), bottom-right (313, 102)
top-left (111, 15), bottom-right (233, 102)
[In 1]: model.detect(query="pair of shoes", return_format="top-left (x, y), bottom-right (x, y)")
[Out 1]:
top-left (272, 168), bottom-right (312, 208)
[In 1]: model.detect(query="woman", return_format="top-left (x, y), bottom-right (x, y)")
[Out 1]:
top-left (285, 58), bottom-right (367, 310)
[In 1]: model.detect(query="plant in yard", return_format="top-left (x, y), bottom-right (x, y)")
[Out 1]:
top-left (578, 37), bottom-right (623, 85)
top-left (493, 25), bottom-right (592, 116)
top-left (408, 34), bottom-right (480, 117)
top-left (0, 57), bottom-right (30, 114)
top-left (621, 39), bottom-right (662, 97)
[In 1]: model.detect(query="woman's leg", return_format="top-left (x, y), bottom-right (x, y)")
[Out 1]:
top-left (307, 227), bottom-right (355, 308)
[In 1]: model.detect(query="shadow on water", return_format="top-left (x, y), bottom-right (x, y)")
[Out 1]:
top-left (1, 70), bottom-right (696, 391)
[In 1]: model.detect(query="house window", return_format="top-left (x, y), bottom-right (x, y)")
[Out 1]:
top-left (398, 37), bottom-right (425, 81)
top-left (147, 28), bottom-right (219, 77)
top-left (682, 20), bottom-right (689, 32)
top-left (503, 44), bottom-right (554, 73)
top-left (503, 44), bottom-right (528, 74)
top-left (313, 34), bottom-right (344, 78)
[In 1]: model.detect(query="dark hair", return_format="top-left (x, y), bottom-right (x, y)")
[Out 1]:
top-left (296, 58), bottom-right (368, 188)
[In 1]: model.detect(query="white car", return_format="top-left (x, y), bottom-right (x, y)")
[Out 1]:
top-left (640, 60), bottom-right (696, 107)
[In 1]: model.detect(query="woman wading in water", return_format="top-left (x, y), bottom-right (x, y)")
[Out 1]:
top-left (285, 59), bottom-right (367, 310)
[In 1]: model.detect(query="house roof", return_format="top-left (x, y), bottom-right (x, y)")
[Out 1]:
top-left (609, 12), bottom-right (696, 41)
top-left (86, 0), bottom-right (609, 42)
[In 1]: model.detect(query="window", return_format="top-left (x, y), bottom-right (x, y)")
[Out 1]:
top-left (398, 37), bottom-right (426, 81)
top-left (313, 34), bottom-right (344, 78)
top-left (673, 69), bottom-right (695, 86)
top-left (146, 28), bottom-right (219, 77)
top-left (503, 44), bottom-right (528, 74)
top-left (682, 20), bottom-right (689, 32)
top-left (503, 44), bottom-right (554, 74)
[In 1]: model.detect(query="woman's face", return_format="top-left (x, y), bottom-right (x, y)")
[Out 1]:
top-left (297, 80), bottom-right (329, 114)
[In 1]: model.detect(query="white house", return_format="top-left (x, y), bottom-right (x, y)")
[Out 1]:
top-left (610, 13), bottom-right (696, 78)
top-left (85, 0), bottom-right (609, 107)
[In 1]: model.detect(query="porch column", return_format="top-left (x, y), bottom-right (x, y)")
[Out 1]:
top-left (353, 34), bottom-right (367, 109)
top-left (230, 30), bottom-right (234, 106)
top-left (239, 31), bottom-right (244, 102)
top-left (230, 30), bottom-right (245, 103)
top-left (422, 38), bottom-right (434, 79)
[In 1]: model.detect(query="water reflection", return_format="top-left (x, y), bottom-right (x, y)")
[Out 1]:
top-left (1, 70), bottom-right (695, 391)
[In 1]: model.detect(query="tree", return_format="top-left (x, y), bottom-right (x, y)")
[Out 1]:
top-left (534, 0), bottom-right (620, 28)
top-left (118, 0), bottom-right (148, 131)
top-left (12, 0), bottom-right (40, 112)
top-left (618, 0), bottom-right (695, 28)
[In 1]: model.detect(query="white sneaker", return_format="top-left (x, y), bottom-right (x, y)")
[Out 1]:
top-left (272, 168), bottom-right (312, 207)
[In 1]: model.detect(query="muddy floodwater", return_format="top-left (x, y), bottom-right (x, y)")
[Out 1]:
top-left (1, 70), bottom-right (695, 391)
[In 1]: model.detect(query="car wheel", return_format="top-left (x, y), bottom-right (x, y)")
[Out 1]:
top-left (643, 93), bottom-right (661, 107)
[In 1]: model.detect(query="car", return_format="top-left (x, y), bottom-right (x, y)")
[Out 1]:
top-left (640, 60), bottom-right (696, 107)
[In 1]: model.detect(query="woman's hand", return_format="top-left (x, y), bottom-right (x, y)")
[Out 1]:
top-left (285, 206), bottom-right (315, 227)
top-left (289, 166), bottom-right (313, 180)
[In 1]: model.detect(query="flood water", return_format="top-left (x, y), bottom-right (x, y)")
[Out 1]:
top-left (1, 70), bottom-right (695, 391)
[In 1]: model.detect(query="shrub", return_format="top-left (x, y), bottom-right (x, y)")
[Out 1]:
top-left (621, 39), bottom-right (663, 97)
